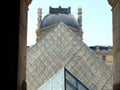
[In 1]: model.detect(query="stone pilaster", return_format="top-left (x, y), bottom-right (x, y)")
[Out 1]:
top-left (108, 0), bottom-right (120, 90)
top-left (17, 0), bottom-right (32, 90)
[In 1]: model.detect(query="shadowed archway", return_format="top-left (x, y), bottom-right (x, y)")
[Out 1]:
top-left (7, 0), bottom-right (120, 90)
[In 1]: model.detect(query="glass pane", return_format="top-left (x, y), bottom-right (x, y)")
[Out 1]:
top-left (51, 69), bottom-right (63, 88)
top-left (78, 81), bottom-right (88, 90)
top-left (66, 82), bottom-right (76, 90)
top-left (39, 80), bottom-right (50, 90)
top-left (66, 71), bottom-right (77, 87)
top-left (52, 82), bottom-right (63, 90)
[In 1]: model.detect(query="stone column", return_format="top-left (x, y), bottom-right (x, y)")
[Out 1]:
top-left (108, 0), bottom-right (120, 89)
top-left (17, 0), bottom-right (31, 90)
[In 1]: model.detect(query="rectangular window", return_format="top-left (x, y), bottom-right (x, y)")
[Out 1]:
top-left (102, 56), bottom-right (106, 61)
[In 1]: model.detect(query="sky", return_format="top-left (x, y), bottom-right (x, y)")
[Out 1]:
top-left (27, 0), bottom-right (112, 46)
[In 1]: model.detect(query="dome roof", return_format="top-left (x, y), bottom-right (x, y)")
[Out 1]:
top-left (40, 14), bottom-right (81, 30)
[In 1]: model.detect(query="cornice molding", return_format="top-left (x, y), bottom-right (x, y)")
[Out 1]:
top-left (108, 0), bottom-right (119, 8)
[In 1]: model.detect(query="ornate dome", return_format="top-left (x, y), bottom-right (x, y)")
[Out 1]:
top-left (39, 6), bottom-right (81, 30)
top-left (40, 14), bottom-right (81, 30)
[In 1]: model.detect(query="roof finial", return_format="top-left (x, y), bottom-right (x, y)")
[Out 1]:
top-left (58, 0), bottom-right (61, 8)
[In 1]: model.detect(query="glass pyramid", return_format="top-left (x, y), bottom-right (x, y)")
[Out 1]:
top-left (26, 22), bottom-right (113, 90)
top-left (38, 67), bottom-right (89, 90)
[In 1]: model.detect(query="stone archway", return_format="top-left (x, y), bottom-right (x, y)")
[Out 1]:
top-left (17, 0), bottom-right (120, 90)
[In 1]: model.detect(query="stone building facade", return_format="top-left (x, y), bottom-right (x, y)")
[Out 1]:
top-left (89, 46), bottom-right (113, 70)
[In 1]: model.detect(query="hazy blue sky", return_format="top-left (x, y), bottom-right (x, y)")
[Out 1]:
top-left (27, 0), bottom-right (112, 46)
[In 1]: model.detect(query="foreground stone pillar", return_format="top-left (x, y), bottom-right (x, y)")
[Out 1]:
top-left (17, 0), bottom-right (31, 90)
top-left (108, 0), bottom-right (120, 89)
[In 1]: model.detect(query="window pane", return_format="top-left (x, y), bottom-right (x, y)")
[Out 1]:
top-left (78, 81), bottom-right (88, 90)
top-left (66, 81), bottom-right (76, 90)
top-left (51, 69), bottom-right (63, 88)
top-left (52, 82), bottom-right (63, 90)
top-left (39, 80), bottom-right (50, 90)
top-left (66, 71), bottom-right (77, 87)
top-left (102, 56), bottom-right (106, 61)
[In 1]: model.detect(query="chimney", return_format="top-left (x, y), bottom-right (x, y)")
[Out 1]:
top-left (37, 8), bottom-right (42, 29)
top-left (78, 7), bottom-right (82, 28)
